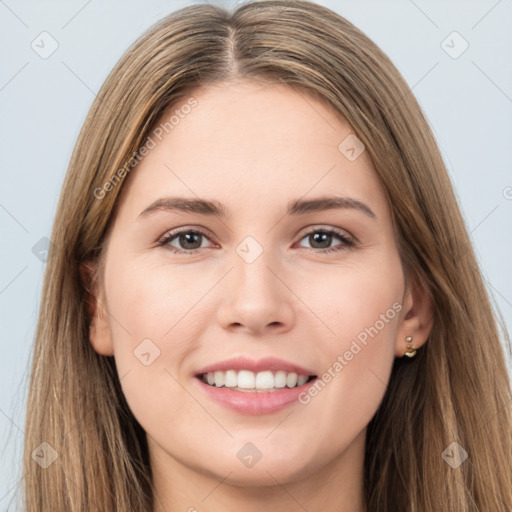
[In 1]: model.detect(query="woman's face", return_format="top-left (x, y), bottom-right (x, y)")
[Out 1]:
top-left (87, 79), bottom-right (428, 490)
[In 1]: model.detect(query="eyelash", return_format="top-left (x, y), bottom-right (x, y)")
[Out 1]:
top-left (157, 226), bottom-right (356, 255)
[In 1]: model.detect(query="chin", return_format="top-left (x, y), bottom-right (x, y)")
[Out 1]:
top-left (195, 446), bottom-right (318, 487)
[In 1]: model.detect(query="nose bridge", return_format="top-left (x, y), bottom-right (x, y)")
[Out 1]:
top-left (216, 236), bottom-right (295, 333)
top-left (232, 237), bottom-right (282, 302)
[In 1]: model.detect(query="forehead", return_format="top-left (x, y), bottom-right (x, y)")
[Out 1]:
top-left (114, 79), bottom-right (387, 222)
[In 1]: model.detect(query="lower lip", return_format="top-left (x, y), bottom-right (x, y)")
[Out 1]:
top-left (194, 376), bottom-right (317, 415)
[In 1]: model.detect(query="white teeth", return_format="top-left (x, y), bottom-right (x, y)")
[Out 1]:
top-left (224, 370), bottom-right (238, 387)
top-left (297, 375), bottom-right (308, 386)
top-left (214, 371), bottom-right (224, 387)
top-left (286, 372), bottom-right (298, 387)
top-left (255, 371), bottom-right (274, 389)
top-left (237, 370), bottom-right (255, 389)
top-left (274, 370), bottom-right (287, 388)
top-left (201, 370), bottom-right (313, 390)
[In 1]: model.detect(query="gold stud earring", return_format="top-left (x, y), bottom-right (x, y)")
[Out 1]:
top-left (403, 336), bottom-right (417, 358)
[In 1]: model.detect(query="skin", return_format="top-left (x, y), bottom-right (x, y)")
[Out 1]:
top-left (83, 79), bottom-right (433, 512)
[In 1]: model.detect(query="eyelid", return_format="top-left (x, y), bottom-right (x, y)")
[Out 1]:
top-left (157, 224), bottom-right (359, 247)
top-left (157, 224), bottom-right (357, 253)
top-left (157, 225), bottom-right (215, 246)
top-left (294, 224), bottom-right (355, 242)
top-left (158, 224), bottom-right (212, 236)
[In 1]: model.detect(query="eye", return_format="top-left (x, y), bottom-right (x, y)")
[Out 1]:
top-left (296, 227), bottom-right (355, 253)
top-left (157, 228), bottom-right (214, 253)
top-left (157, 226), bottom-right (356, 254)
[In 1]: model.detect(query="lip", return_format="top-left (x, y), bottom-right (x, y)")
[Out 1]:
top-left (193, 374), bottom-right (318, 415)
top-left (194, 356), bottom-right (316, 377)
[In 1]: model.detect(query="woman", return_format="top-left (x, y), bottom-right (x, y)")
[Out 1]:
top-left (23, 0), bottom-right (512, 510)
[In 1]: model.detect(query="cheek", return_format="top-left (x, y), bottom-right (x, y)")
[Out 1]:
top-left (103, 259), bottom-right (211, 437)
top-left (107, 255), bottom-right (217, 343)
top-left (102, 256), bottom-right (206, 389)
top-left (305, 253), bottom-right (404, 347)
top-left (296, 254), bottom-right (403, 427)
top-left (328, 272), bottom-right (402, 351)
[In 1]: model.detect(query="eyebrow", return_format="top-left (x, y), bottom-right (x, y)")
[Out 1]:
top-left (137, 195), bottom-right (376, 219)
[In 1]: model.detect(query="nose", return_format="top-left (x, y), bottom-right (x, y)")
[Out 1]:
top-left (216, 249), bottom-right (296, 336)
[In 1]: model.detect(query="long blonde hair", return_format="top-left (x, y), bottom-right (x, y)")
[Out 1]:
top-left (23, 1), bottom-right (512, 510)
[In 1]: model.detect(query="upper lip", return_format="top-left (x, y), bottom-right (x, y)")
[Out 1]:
top-left (195, 356), bottom-right (317, 377)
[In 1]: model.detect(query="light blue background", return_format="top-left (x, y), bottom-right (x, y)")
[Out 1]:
top-left (1, 0), bottom-right (511, 508)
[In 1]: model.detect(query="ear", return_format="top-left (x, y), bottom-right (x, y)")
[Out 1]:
top-left (79, 260), bottom-right (114, 356)
top-left (395, 273), bottom-right (434, 357)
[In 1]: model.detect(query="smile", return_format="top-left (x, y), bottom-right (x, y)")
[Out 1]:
top-left (198, 369), bottom-right (315, 391)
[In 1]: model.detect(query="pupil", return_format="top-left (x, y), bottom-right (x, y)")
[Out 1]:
top-left (180, 233), bottom-right (201, 249)
top-left (311, 232), bottom-right (331, 248)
